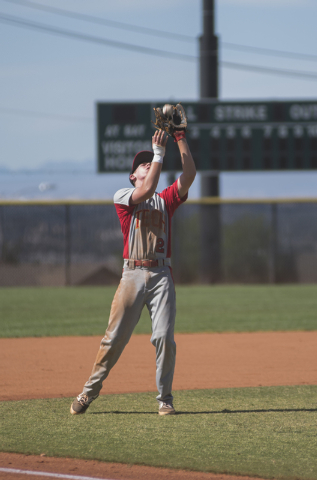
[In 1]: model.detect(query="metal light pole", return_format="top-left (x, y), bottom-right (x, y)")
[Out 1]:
top-left (199, 0), bottom-right (221, 283)
top-left (200, 0), bottom-right (219, 196)
top-left (200, 0), bottom-right (218, 99)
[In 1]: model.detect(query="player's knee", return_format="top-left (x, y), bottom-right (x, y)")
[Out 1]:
top-left (101, 332), bottom-right (129, 350)
top-left (151, 333), bottom-right (176, 351)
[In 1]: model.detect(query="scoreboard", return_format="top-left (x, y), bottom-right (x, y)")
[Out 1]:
top-left (97, 100), bottom-right (317, 173)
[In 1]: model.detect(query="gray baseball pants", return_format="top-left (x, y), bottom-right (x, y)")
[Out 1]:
top-left (82, 265), bottom-right (176, 403)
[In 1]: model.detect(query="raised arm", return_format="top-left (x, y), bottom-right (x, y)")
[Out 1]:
top-left (176, 135), bottom-right (196, 199)
top-left (130, 130), bottom-right (168, 205)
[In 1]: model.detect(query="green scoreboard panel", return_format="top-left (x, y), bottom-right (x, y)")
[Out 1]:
top-left (97, 100), bottom-right (317, 173)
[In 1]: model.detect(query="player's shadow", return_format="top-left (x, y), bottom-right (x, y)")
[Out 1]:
top-left (175, 407), bottom-right (317, 415)
top-left (91, 407), bottom-right (317, 415)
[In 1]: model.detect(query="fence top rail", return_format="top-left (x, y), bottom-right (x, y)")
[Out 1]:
top-left (0, 199), bottom-right (114, 206)
top-left (189, 197), bottom-right (317, 205)
top-left (1, 197), bottom-right (317, 206)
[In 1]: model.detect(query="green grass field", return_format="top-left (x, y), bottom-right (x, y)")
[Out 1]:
top-left (1, 386), bottom-right (317, 479)
top-left (1, 284), bottom-right (317, 479)
top-left (0, 284), bottom-right (317, 337)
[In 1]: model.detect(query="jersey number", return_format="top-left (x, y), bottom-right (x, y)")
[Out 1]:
top-left (156, 238), bottom-right (165, 253)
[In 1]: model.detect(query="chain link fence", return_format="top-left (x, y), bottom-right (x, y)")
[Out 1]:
top-left (1, 199), bottom-right (317, 286)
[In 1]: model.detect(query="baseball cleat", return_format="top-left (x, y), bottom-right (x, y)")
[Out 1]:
top-left (158, 401), bottom-right (176, 416)
top-left (70, 394), bottom-right (95, 415)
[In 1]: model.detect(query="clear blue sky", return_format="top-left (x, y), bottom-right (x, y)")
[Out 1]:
top-left (1, 0), bottom-right (317, 198)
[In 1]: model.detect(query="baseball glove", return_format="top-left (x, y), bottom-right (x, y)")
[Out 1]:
top-left (153, 103), bottom-right (187, 137)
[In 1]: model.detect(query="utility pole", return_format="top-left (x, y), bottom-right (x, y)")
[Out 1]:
top-left (200, 0), bottom-right (219, 193)
top-left (200, 0), bottom-right (218, 98)
top-left (199, 0), bottom-right (221, 282)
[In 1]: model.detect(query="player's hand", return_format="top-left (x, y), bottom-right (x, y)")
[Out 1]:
top-left (152, 130), bottom-right (168, 148)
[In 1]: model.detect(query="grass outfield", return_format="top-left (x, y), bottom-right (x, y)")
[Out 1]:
top-left (1, 386), bottom-right (316, 479)
top-left (0, 285), bottom-right (317, 338)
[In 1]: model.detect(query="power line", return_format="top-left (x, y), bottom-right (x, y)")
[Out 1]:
top-left (1, 13), bottom-right (317, 81)
top-left (3, 0), bottom-right (317, 63)
top-left (0, 12), bottom-right (197, 61)
top-left (0, 107), bottom-right (93, 122)
top-left (222, 42), bottom-right (317, 63)
top-left (222, 61), bottom-right (317, 81)
top-left (1, 0), bottom-right (195, 42)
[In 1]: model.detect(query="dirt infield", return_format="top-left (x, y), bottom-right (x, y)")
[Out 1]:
top-left (1, 331), bottom-right (316, 480)
top-left (1, 331), bottom-right (316, 402)
top-left (0, 452), bottom-right (267, 480)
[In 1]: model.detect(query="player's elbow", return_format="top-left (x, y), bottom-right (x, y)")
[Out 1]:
top-left (143, 184), bottom-right (156, 199)
top-left (178, 172), bottom-right (196, 196)
top-left (137, 184), bottom-right (156, 202)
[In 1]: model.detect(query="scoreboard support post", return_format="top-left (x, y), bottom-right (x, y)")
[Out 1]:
top-left (268, 203), bottom-right (278, 284)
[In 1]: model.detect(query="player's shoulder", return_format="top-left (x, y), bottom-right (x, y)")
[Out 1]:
top-left (157, 180), bottom-right (177, 199)
top-left (113, 188), bottom-right (134, 205)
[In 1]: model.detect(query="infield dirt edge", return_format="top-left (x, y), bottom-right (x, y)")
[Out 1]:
top-left (0, 452), bottom-right (268, 480)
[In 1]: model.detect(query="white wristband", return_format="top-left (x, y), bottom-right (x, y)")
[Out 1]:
top-left (152, 144), bottom-right (165, 164)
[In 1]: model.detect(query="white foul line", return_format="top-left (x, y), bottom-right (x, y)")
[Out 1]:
top-left (0, 467), bottom-right (116, 480)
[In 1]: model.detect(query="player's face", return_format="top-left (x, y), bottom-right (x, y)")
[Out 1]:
top-left (135, 162), bottom-right (151, 179)
top-left (130, 162), bottom-right (151, 186)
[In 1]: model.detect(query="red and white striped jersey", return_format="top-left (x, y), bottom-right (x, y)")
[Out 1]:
top-left (114, 180), bottom-right (187, 260)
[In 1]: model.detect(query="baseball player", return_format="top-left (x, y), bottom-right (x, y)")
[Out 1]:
top-left (70, 125), bottom-right (196, 416)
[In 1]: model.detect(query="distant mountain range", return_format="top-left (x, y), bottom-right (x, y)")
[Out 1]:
top-left (0, 159), bottom-right (96, 174)
top-left (1, 159), bottom-right (317, 201)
